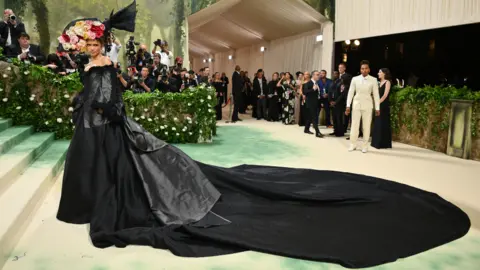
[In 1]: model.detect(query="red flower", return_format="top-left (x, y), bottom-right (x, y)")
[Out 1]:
top-left (61, 33), bottom-right (70, 42)
top-left (90, 25), bottom-right (104, 38)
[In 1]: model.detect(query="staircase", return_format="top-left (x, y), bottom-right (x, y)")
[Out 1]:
top-left (0, 118), bottom-right (69, 269)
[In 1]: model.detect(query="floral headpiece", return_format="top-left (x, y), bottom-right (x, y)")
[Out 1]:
top-left (58, 20), bottom-right (106, 52)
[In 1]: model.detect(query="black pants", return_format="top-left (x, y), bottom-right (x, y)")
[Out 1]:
top-left (232, 95), bottom-right (240, 121)
top-left (256, 98), bottom-right (267, 119)
top-left (304, 104), bottom-right (320, 134)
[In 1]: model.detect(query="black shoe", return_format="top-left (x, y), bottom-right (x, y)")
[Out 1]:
top-left (346, 137), bottom-right (350, 140)
top-left (329, 132), bottom-right (335, 136)
top-left (304, 131), bottom-right (314, 134)
top-left (316, 133), bottom-right (324, 138)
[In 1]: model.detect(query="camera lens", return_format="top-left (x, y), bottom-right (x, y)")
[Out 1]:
top-left (10, 15), bottom-right (16, 20)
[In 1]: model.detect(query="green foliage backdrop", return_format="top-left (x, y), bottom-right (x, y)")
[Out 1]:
top-left (390, 86), bottom-right (480, 159)
top-left (0, 61), bottom-right (217, 143)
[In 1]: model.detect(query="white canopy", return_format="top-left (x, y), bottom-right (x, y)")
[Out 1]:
top-left (188, 0), bottom-right (329, 57)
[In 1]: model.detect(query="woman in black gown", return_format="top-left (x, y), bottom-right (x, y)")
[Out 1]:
top-left (212, 72), bottom-right (223, 120)
top-left (371, 68), bottom-right (393, 149)
top-left (56, 8), bottom-right (469, 269)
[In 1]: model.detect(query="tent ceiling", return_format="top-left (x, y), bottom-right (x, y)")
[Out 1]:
top-left (188, 0), bottom-right (328, 57)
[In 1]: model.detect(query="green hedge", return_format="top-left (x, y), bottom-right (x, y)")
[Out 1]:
top-left (0, 60), bottom-right (217, 143)
top-left (390, 85), bottom-right (480, 154)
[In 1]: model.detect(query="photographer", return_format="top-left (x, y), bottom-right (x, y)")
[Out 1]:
top-left (106, 32), bottom-right (122, 68)
top-left (43, 53), bottom-right (66, 75)
top-left (153, 40), bottom-right (173, 69)
top-left (125, 36), bottom-right (139, 67)
top-left (179, 68), bottom-right (197, 91)
top-left (0, 9), bottom-right (26, 50)
top-left (149, 53), bottom-right (168, 81)
top-left (156, 69), bottom-right (177, 93)
top-left (135, 44), bottom-right (151, 71)
top-left (6, 32), bottom-right (44, 64)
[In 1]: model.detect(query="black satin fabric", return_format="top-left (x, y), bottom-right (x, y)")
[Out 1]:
top-left (57, 66), bottom-right (470, 269)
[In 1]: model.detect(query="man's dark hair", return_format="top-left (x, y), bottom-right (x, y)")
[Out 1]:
top-left (199, 68), bottom-right (204, 72)
top-left (18, 32), bottom-right (30, 40)
top-left (320, 69), bottom-right (327, 74)
top-left (188, 70), bottom-right (195, 75)
top-left (360, 60), bottom-right (370, 67)
top-left (296, 71), bottom-right (303, 77)
top-left (181, 68), bottom-right (188, 72)
top-left (339, 62), bottom-right (347, 68)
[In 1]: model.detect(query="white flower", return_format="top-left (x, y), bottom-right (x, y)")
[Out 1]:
top-left (186, 116), bottom-right (192, 121)
top-left (135, 117), bottom-right (139, 121)
top-left (164, 132), bottom-right (168, 135)
top-left (161, 114), bottom-right (166, 118)
top-left (154, 129), bottom-right (159, 132)
top-left (2, 98), bottom-right (8, 102)
top-left (16, 106), bottom-right (21, 110)
top-left (207, 95), bottom-right (212, 100)
top-left (30, 94), bottom-right (35, 98)
top-left (182, 127), bottom-right (187, 131)
top-left (39, 102), bottom-right (43, 106)
top-left (173, 117), bottom-right (178, 121)
top-left (130, 107), bottom-right (134, 111)
top-left (2, 74), bottom-right (7, 78)
top-left (7, 67), bottom-right (11, 71)
top-left (45, 121), bottom-right (49, 125)
top-left (24, 71), bottom-right (29, 75)
top-left (207, 104), bottom-right (211, 108)
top-left (189, 132), bottom-right (193, 135)
top-left (0, 88), bottom-right (3, 92)
top-left (53, 99), bottom-right (57, 103)
top-left (29, 97), bottom-right (34, 101)
top-left (144, 108), bottom-right (148, 112)
top-left (160, 126), bottom-right (165, 130)
top-left (154, 103), bottom-right (159, 107)
top-left (64, 94), bottom-right (70, 99)
top-left (93, 21), bottom-right (103, 26)
top-left (68, 107), bottom-right (74, 112)
top-left (70, 119), bottom-right (73, 123)
top-left (199, 130), bottom-right (203, 134)
top-left (15, 91), bottom-right (19, 94)
top-left (172, 127), bottom-right (176, 131)
top-left (175, 133), bottom-right (179, 136)
top-left (148, 118), bottom-right (152, 122)
top-left (208, 109), bottom-right (212, 113)
top-left (200, 99), bottom-right (204, 103)
top-left (188, 103), bottom-right (192, 106)
top-left (141, 115), bottom-right (145, 120)
top-left (57, 118), bottom-right (63, 123)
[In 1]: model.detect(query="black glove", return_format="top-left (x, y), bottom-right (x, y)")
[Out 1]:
top-left (91, 100), bottom-right (124, 123)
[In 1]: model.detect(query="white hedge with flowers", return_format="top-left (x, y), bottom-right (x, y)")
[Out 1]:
top-left (0, 59), bottom-right (217, 143)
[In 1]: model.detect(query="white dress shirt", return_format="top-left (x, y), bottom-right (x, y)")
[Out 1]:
top-left (346, 74), bottom-right (380, 111)
top-left (107, 43), bottom-right (122, 63)
top-left (257, 77), bottom-right (263, 95)
top-left (156, 50), bottom-right (173, 67)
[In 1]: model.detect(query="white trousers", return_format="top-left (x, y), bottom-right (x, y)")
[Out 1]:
top-left (350, 108), bottom-right (373, 149)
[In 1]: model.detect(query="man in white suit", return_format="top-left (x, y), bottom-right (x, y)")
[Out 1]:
top-left (345, 60), bottom-right (380, 153)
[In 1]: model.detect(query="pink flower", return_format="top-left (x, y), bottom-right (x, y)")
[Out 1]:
top-left (58, 35), bottom-right (67, 44)
top-left (85, 20), bottom-right (93, 26)
top-left (99, 24), bottom-right (105, 31)
top-left (69, 35), bottom-right (79, 44)
top-left (88, 31), bottom-right (96, 40)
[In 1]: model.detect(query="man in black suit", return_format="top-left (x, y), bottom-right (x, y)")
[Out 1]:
top-left (338, 63), bottom-right (362, 140)
top-left (231, 65), bottom-right (243, 122)
top-left (329, 70), bottom-right (352, 136)
top-left (6, 32), bottom-right (45, 64)
top-left (0, 9), bottom-right (26, 50)
top-left (252, 69), bottom-right (268, 120)
top-left (302, 71), bottom-right (323, 138)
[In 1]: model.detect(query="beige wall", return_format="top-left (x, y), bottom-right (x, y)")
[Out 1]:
top-left (335, 0), bottom-right (480, 41)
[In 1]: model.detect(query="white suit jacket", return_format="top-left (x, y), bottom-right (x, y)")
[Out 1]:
top-left (346, 75), bottom-right (380, 111)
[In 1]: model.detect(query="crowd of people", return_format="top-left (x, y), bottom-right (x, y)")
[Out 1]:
top-left (203, 61), bottom-right (392, 153)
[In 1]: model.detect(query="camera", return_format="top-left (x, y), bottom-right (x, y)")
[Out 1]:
top-left (9, 15), bottom-right (16, 21)
top-left (126, 36), bottom-right (139, 66)
top-left (153, 39), bottom-right (162, 47)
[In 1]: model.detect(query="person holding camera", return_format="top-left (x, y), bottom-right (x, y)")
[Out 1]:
top-left (6, 32), bottom-right (44, 64)
top-left (106, 32), bottom-right (122, 68)
top-left (156, 69), bottom-right (177, 93)
top-left (153, 40), bottom-right (173, 69)
top-left (118, 66), bottom-right (154, 93)
top-left (150, 53), bottom-right (168, 80)
top-left (44, 53), bottom-right (66, 75)
top-left (0, 9), bottom-right (26, 50)
top-left (135, 44), bottom-right (151, 71)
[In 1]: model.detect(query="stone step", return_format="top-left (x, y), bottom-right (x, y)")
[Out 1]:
top-left (0, 140), bottom-right (69, 269)
top-left (0, 133), bottom-right (54, 197)
top-left (0, 119), bottom-right (12, 133)
top-left (0, 126), bottom-right (33, 155)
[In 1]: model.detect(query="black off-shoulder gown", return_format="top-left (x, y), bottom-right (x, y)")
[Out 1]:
top-left (57, 65), bottom-right (470, 269)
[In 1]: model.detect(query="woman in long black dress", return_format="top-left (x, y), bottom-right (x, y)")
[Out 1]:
top-left (267, 72), bottom-right (281, 121)
top-left (212, 72), bottom-right (223, 120)
top-left (56, 7), bottom-right (469, 270)
top-left (371, 68), bottom-right (393, 149)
